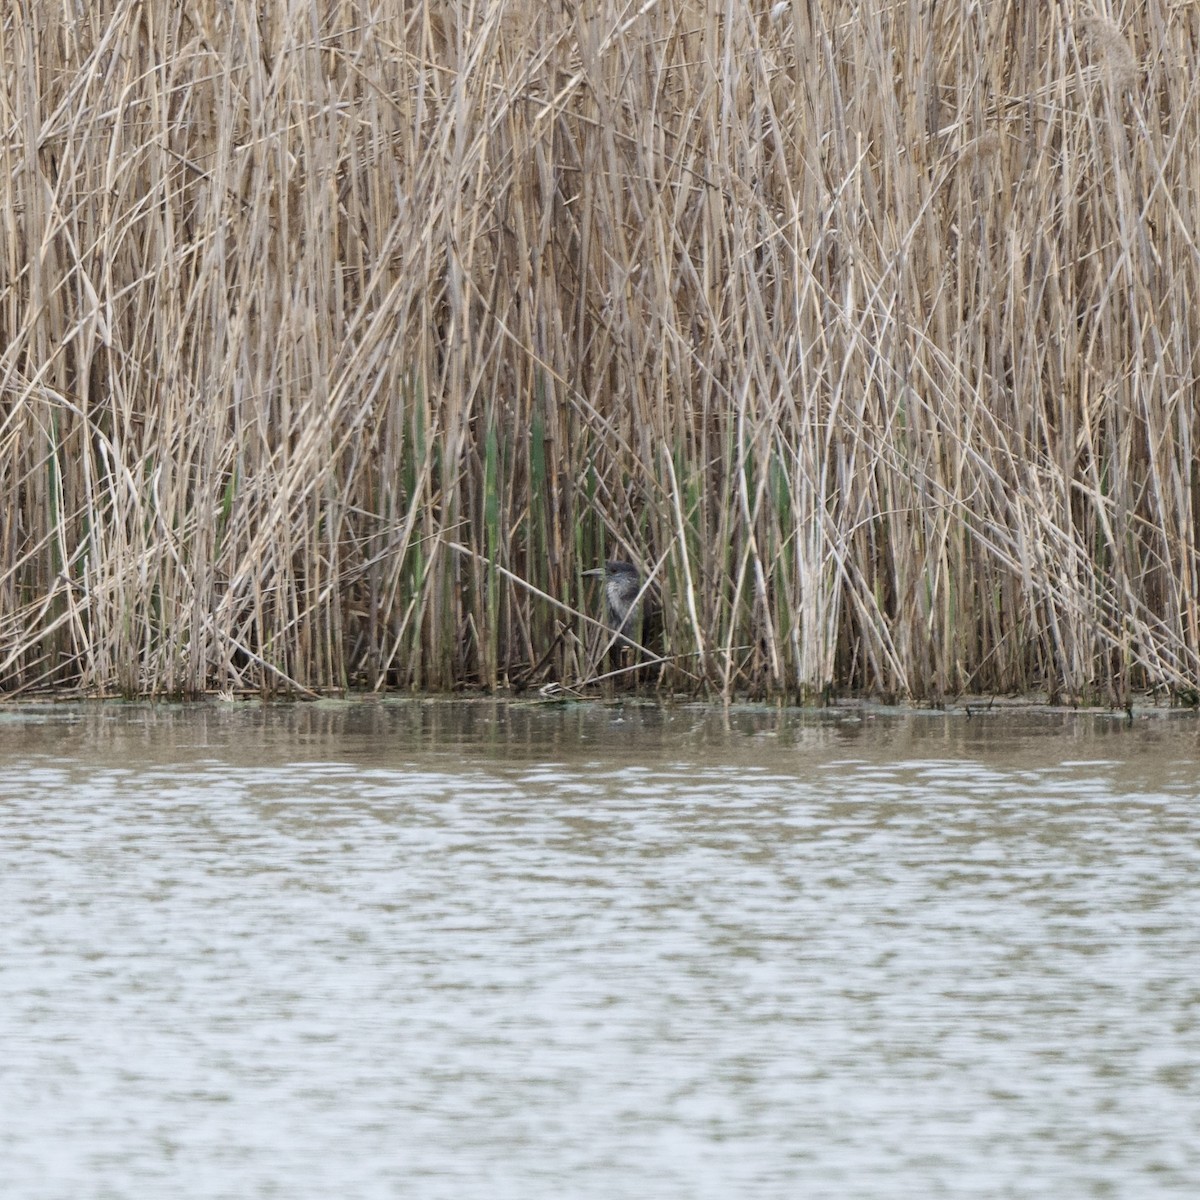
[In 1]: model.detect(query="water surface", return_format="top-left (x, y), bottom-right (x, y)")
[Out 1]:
top-left (2, 700), bottom-right (1198, 1198)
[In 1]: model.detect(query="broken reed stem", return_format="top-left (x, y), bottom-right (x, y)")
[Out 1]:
top-left (1, 0), bottom-right (1199, 702)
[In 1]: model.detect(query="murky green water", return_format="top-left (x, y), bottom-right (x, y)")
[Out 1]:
top-left (1, 700), bottom-right (1198, 1199)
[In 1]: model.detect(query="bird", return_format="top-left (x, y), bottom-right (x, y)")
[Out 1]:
top-left (583, 561), bottom-right (652, 644)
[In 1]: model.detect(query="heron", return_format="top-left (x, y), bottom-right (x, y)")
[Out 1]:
top-left (583, 561), bottom-right (644, 640)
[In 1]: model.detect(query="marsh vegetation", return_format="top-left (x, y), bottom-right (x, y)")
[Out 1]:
top-left (2, 1), bottom-right (1199, 701)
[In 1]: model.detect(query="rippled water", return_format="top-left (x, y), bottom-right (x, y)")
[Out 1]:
top-left (2, 700), bottom-right (1199, 1199)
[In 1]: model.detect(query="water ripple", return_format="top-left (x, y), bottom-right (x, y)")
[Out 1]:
top-left (1, 703), bottom-right (1198, 1199)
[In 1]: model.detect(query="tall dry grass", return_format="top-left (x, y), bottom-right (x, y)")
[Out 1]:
top-left (2, 0), bottom-right (1199, 702)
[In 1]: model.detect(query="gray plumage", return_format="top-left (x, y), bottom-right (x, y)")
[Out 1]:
top-left (583, 561), bottom-right (644, 640)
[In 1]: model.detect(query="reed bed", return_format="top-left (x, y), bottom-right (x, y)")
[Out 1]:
top-left (2, 0), bottom-right (1200, 702)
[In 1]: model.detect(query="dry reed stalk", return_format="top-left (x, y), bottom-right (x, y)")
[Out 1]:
top-left (1, 0), bottom-right (1199, 702)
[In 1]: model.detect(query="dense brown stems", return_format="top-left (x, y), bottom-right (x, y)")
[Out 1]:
top-left (1, 2), bottom-right (1198, 702)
